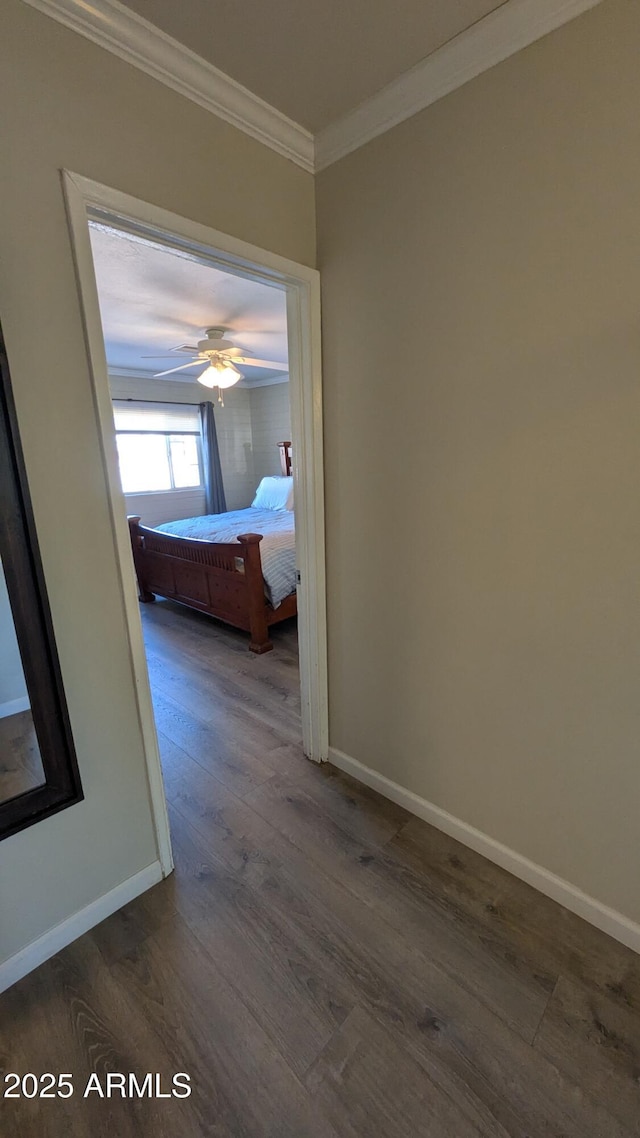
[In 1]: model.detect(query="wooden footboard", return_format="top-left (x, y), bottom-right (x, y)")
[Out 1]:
top-left (127, 515), bottom-right (295, 653)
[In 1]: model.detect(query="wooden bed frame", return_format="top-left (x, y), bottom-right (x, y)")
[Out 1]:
top-left (278, 439), bottom-right (293, 477)
top-left (127, 442), bottom-right (295, 654)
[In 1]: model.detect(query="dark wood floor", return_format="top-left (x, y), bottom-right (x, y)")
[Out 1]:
top-left (2, 599), bottom-right (640, 1136)
top-left (0, 707), bottom-right (44, 802)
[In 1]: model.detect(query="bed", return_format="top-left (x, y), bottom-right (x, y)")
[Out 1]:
top-left (127, 442), bottom-right (296, 654)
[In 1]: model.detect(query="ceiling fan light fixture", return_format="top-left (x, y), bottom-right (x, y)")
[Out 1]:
top-left (196, 364), bottom-right (219, 389)
top-left (197, 358), bottom-right (242, 390)
top-left (214, 361), bottom-right (242, 389)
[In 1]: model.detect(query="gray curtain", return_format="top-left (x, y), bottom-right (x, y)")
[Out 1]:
top-left (199, 401), bottom-right (227, 514)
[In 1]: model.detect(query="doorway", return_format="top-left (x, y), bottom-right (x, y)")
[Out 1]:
top-left (63, 172), bottom-right (327, 875)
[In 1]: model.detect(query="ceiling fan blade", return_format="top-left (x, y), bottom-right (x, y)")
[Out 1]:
top-left (153, 361), bottom-right (203, 377)
top-left (238, 358), bottom-right (288, 370)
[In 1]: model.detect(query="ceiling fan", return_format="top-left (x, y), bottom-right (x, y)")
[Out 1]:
top-left (142, 326), bottom-right (287, 393)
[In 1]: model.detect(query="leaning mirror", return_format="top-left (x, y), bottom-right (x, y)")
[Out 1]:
top-left (0, 324), bottom-right (82, 840)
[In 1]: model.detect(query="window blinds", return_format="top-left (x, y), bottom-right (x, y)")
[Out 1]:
top-left (112, 401), bottom-right (200, 434)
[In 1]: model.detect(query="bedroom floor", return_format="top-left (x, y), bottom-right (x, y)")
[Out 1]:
top-left (2, 600), bottom-right (640, 1137)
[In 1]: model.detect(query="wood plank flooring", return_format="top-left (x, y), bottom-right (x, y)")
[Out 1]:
top-left (1, 598), bottom-right (640, 1136)
top-left (0, 708), bottom-right (44, 802)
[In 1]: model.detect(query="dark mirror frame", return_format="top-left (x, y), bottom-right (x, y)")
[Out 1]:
top-left (0, 325), bottom-right (82, 841)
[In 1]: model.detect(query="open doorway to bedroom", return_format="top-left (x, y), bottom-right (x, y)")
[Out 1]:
top-left (90, 219), bottom-right (303, 780)
top-left (64, 174), bottom-right (327, 872)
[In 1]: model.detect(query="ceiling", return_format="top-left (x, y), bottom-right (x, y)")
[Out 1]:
top-left (88, 223), bottom-right (289, 385)
top-left (119, 0), bottom-right (507, 133)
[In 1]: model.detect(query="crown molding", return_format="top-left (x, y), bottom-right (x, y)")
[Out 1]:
top-left (22, 0), bottom-right (604, 175)
top-left (108, 366), bottom-right (160, 380)
top-left (21, 0), bottom-right (315, 173)
top-left (315, 0), bottom-right (604, 170)
top-left (108, 365), bottom-right (289, 387)
top-left (240, 373), bottom-right (290, 389)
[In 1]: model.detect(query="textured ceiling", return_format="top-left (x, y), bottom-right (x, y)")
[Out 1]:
top-left (120, 0), bottom-right (507, 132)
top-left (89, 223), bottom-right (288, 384)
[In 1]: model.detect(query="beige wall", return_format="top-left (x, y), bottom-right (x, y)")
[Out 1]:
top-left (317, 0), bottom-right (640, 922)
top-left (0, 0), bottom-right (314, 966)
top-left (249, 382), bottom-right (292, 485)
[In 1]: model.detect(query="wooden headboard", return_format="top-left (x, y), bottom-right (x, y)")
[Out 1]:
top-left (278, 441), bottom-right (293, 477)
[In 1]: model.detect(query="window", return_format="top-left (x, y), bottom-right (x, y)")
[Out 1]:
top-left (112, 401), bottom-right (202, 495)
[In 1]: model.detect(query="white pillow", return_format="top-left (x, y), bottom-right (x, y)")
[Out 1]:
top-left (252, 475), bottom-right (294, 511)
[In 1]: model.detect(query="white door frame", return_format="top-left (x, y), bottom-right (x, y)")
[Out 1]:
top-left (62, 171), bottom-right (328, 876)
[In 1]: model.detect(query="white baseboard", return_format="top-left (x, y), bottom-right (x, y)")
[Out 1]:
top-left (328, 746), bottom-right (640, 956)
top-left (0, 696), bottom-right (31, 719)
top-left (0, 861), bottom-right (164, 993)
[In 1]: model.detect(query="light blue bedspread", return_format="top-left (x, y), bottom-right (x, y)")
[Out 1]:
top-left (155, 508), bottom-right (296, 608)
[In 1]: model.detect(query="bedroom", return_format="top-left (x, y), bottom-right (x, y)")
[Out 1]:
top-left (89, 220), bottom-right (303, 765)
